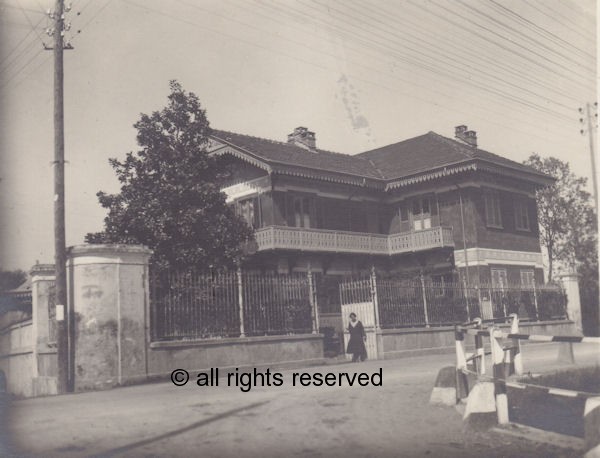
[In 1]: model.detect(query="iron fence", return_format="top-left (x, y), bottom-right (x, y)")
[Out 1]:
top-left (150, 269), bottom-right (314, 341)
top-left (340, 277), bottom-right (568, 329)
top-left (151, 270), bottom-right (240, 340)
top-left (242, 273), bottom-right (312, 336)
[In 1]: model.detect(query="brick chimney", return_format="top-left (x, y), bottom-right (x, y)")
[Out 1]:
top-left (454, 125), bottom-right (477, 148)
top-left (287, 126), bottom-right (316, 150)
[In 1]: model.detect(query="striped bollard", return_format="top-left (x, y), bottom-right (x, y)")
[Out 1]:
top-left (474, 317), bottom-right (485, 375)
top-left (509, 314), bottom-right (523, 376)
top-left (490, 326), bottom-right (510, 425)
top-left (454, 326), bottom-right (470, 401)
top-left (584, 397), bottom-right (600, 457)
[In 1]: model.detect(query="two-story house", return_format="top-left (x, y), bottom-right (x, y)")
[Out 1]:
top-left (209, 125), bottom-right (553, 291)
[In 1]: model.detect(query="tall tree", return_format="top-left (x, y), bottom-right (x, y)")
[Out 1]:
top-left (524, 154), bottom-right (594, 282)
top-left (525, 154), bottom-right (598, 336)
top-left (0, 269), bottom-right (27, 291)
top-left (86, 81), bottom-right (254, 271)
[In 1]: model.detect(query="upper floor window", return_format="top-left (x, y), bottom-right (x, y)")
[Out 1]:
top-left (514, 200), bottom-right (530, 231)
top-left (412, 197), bottom-right (431, 231)
top-left (484, 191), bottom-right (502, 228)
top-left (286, 194), bottom-right (315, 228)
top-left (237, 197), bottom-right (259, 228)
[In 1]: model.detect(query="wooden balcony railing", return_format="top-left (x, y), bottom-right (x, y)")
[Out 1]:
top-left (254, 226), bottom-right (454, 255)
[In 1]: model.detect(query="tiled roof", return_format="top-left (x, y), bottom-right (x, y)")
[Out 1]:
top-left (357, 131), bottom-right (549, 181)
top-left (210, 130), bottom-right (383, 179)
top-left (210, 129), bottom-right (552, 186)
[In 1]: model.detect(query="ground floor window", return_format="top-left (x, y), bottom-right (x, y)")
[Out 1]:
top-left (491, 268), bottom-right (508, 288)
top-left (520, 269), bottom-right (535, 287)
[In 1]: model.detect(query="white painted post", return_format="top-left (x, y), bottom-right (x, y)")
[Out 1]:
top-left (307, 263), bottom-right (318, 334)
top-left (455, 325), bottom-right (469, 401)
top-left (558, 265), bottom-right (583, 333)
top-left (510, 314), bottom-right (523, 376)
top-left (474, 317), bottom-right (485, 376)
top-left (532, 280), bottom-right (539, 321)
top-left (490, 326), bottom-right (509, 424)
top-left (371, 266), bottom-right (381, 330)
top-left (420, 273), bottom-right (430, 328)
top-left (237, 266), bottom-right (245, 338)
top-left (463, 277), bottom-right (471, 322)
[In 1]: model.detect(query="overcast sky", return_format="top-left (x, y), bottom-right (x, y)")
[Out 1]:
top-left (0, 0), bottom-right (596, 270)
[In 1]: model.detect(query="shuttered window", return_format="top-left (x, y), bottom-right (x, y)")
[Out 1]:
top-left (514, 200), bottom-right (530, 231)
top-left (484, 191), bottom-right (502, 228)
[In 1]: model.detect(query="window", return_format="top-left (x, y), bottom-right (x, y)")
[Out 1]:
top-left (237, 197), bottom-right (259, 228)
top-left (514, 200), bottom-right (530, 231)
top-left (431, 273), bottom-right (452, 297)
top-left (491, 268), bottom-right (508, 288)
top-left (411, 197), bottom-right (431, 231)
top-left (289, 195), bottom-right (313, 228)
top-left (484, 191), bottom-right (502, 228)
top-left (520, 270), bottom-right (535, 288)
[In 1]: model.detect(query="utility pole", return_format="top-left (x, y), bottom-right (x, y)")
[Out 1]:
top-left (50, 0), bottom-right (69, 394)
top-left (579, 102), bottom-right (598, 213)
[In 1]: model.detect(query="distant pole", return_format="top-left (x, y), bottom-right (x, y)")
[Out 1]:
top-left (53, 0), bottom-right (69, 394)
top-left (580, 103), bottom-right (598, 213)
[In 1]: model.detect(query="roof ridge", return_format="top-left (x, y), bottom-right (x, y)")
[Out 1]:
top-left (428, 131), bottom-right (477, 160)
top-left (211, 128), bottom-right (357, 158)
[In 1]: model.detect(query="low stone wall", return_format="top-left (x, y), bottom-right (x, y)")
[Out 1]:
top-left (147, 334), bottom-right (324, 380)
top-left (0, 320), bottom-right (34, 397)
top-left (381, 320), bottom-right (578, 359)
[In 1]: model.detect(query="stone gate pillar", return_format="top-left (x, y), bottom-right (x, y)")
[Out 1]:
top-left (30, 263), bottom-right (58, 396)
top-left (558, 266), bottom-right (582, 333)
top-left (67, 244), bottom-right (152, 391)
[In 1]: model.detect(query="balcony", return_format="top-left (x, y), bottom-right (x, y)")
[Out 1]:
top-left (254, 226), bottom-right (454, 255)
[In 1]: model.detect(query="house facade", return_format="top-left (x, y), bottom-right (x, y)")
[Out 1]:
top-left (210, 125), bottom-right (553, 290)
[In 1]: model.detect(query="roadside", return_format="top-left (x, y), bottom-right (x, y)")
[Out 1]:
top-left (4, 343), bottom-right (598, 457)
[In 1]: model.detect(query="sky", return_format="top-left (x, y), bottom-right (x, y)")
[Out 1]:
top-left (0, 0), bottom-right (597, 271)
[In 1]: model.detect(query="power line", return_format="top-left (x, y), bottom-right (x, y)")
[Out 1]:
top-left (419, 0), bottom-right (593, 87)
top-left (365, 0), bottom-right (586, 104)
top-left (0, 15), bottom-right (45, 71)
top-left (308, 0), bottom-right (581, 113)
top-left (272, 0), bottom-right (577, 120)
top-left (250, 0), bottom-right (583, 132)
top-left (487, 0), bottom-right (594, 61)
top-left (69, 0), bottom-right (113, 43)
top-left (453, 0), bottom-right (593, 73)
top-left (523, 0), bottom-right (595, 44)
top-left (132, 0), bottom-right (579, 143)
top-left (0, 48), bottom-right (45, 90)
top-left (17, 1), bottom-right (48, 46)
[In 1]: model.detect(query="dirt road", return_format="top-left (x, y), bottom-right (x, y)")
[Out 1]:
top-left (4, 343), bottom-right (597, 457)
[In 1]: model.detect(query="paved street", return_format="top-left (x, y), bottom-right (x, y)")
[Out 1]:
top-left (4, 343), bottom-right (599, 457)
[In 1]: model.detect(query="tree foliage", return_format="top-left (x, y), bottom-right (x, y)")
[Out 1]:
top-left (525, 154), bottom-right (598, 335)
top-left (86, 81), bottom-right (254, 271)
top-left (524, 154), bottom-right (595, 280)
top-left (0, 269), bottom-right (27, 292)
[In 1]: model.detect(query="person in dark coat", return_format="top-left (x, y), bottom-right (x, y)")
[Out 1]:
top-left (347, 313), bottom-right (367, 362)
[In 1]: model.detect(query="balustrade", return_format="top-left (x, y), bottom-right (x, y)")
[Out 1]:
top-left (254, 226), bottom-right (454, 255)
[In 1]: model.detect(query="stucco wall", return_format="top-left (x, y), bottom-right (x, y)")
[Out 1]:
top-left (381, 320), bottom-right (579, 359)
top-left (0, 320), bottom-right (34, 397)
top-left (147, 334), bottom-right (324, 379)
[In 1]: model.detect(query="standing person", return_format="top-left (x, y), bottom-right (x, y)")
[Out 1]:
top-left (347, 313), bottom-right (367, 362)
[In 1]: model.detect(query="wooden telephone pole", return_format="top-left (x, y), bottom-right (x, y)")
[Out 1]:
top-left (52, 0), bottom-right (69, 394)
top-left (580, 103), bottom-right (598, 213)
